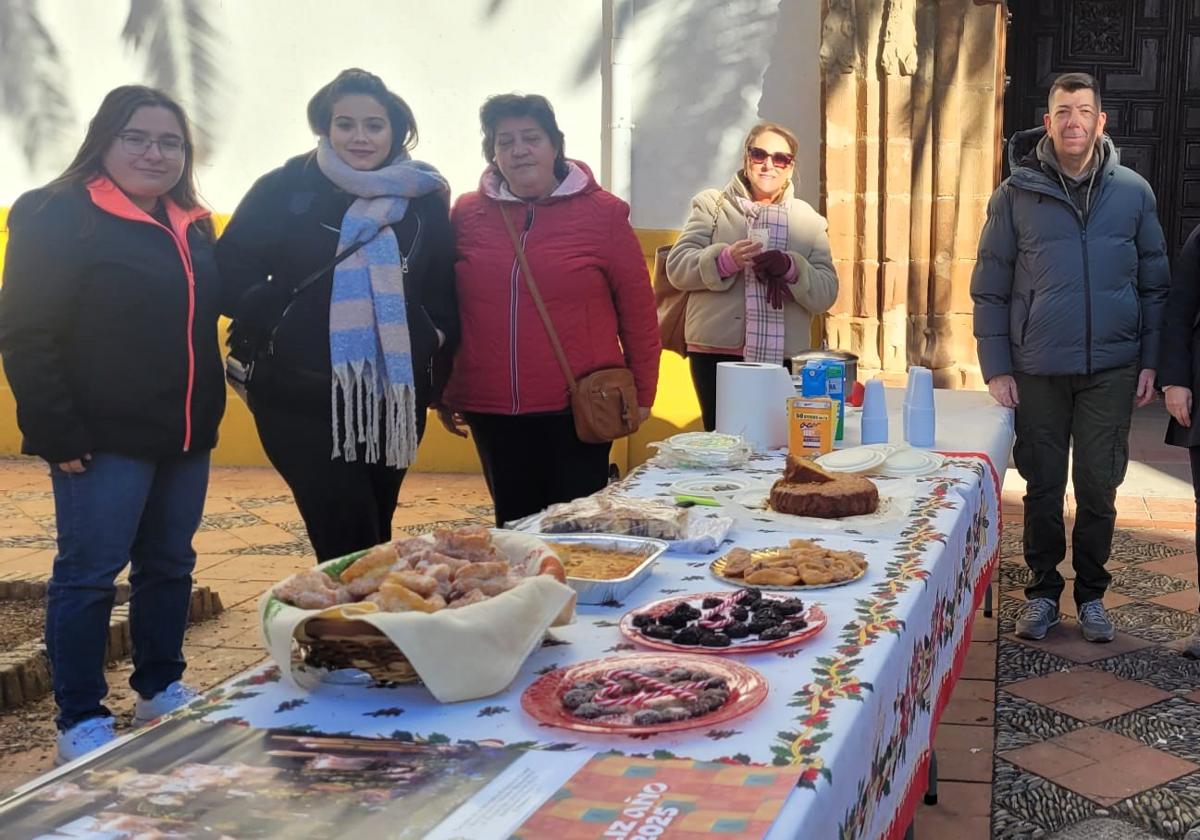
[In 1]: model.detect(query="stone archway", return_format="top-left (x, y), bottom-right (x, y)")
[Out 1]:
top-left (820, 0), bottom-right (1007, 388)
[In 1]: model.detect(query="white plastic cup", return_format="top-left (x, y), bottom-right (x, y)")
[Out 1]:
top-left (907, 368), bottom-right (936, 447)
top-left (902, 366), bottom-right (925, 442)
top-left (910, 367), bottom-right (935, 410)
top-left (861, 378), bottom-right (889, 444)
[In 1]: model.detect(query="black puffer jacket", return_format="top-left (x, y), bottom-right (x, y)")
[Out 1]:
top-left (216, 152), bottom-right (458, 416)
top-left (1158, 225), bottom-right (1200, 446)
top-left (0, 180), bottom-right (225, 463)
top-left (971, 127), bottom-right (1169, 381)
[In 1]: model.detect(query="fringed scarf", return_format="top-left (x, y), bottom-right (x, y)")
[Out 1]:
top-left (317, 139), bottom-right (449, 466)
top-left (737, 197), bottom-right (790, 364)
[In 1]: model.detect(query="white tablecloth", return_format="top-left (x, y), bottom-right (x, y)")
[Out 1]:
top-left (161, 389), bottom-right (1013, 839)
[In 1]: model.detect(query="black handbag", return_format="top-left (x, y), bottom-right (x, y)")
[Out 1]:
top-left (225, 238), bottom-right (368, 403)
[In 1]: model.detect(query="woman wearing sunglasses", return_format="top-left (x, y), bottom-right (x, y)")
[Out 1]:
top-left (665, 122), bottom-right (838, 430)
top-left (216, 69), bottom-right (458, 561)
top-left (0, 86), bottom-right (224, 762)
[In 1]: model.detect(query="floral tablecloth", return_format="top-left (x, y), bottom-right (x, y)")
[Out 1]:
top-left (175, 389), bottom-right (1009, 840)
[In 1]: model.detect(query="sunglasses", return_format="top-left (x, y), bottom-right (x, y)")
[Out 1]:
top-left (746, 146), bottom-right (795, 168)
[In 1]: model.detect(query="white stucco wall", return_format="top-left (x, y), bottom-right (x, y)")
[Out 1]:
top-left (0, 0), bottom-right (820, 227)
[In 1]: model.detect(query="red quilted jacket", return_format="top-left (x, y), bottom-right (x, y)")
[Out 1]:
top-left (442, 161), bottom-right (660, 415)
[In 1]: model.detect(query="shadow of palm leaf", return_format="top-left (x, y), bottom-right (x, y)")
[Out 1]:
top-left (122, 0), bottom-right (224, 162)
top-left (0, 0), bottom-right (75, 168)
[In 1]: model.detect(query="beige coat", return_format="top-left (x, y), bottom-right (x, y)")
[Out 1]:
top-left (665, 174), bottom-right (837, 357)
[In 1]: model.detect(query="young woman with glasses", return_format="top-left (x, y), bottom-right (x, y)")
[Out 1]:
top-left (0, 86), bottom-right (224, 762)
top-left (665, 122), bottom-right (838, 430)
top-left (216, 69), bottom-right (457, 561)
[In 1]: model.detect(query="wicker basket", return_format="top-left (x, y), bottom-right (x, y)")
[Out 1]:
top-left (293, 617), bottom-right (420, 685)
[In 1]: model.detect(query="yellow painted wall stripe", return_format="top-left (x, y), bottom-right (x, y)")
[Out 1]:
top-left (0, 209), bottom-right (701, 471)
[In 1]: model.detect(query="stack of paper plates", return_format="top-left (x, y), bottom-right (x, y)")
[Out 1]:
top-left (879, 448), bottom-right (944, 477)
top-left (815, 446), bottom-right (889, 473)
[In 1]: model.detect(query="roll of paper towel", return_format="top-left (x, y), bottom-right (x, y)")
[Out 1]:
top-left (715, 362), bottom-right (794, 451)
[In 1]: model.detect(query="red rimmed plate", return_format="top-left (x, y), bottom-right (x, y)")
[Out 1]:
top-left (618, 592), bottom-right (827, 654)
top-left (521, 653), bottom-right (768, 735)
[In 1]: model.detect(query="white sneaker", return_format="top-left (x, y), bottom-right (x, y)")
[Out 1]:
top-left (134, 681), bottom-right (199, 725)
top-left (56, 716), bottom-right (116, 765)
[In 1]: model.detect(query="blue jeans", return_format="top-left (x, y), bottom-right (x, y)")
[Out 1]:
top-left (47, 450), bottom-right (209, 731)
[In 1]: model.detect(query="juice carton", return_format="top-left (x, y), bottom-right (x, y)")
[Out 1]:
top-left (787, 396), bottom-right (836, 457)
top-left (823, 362), bottom-right (846, 441)
top-left (801, 364), bottom-right (827, 397)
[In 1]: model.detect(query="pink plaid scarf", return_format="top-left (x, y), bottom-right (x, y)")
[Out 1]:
top-left (738, 198), bottom-right (789, 363)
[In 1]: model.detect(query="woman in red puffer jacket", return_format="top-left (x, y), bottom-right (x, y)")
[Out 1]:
top-left (438, 94), bottom-right (660, 526)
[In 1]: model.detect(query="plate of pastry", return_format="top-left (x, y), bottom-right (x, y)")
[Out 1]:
top-left (521, 653), bottom-right (768, 735)
top-left (620, 589), bottom-right (826, 654)
top-left (710, 539), bottom-right (868, 589)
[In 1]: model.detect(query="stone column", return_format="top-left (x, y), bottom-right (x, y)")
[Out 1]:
top-left (821, 0), bottom-right (1006, 388)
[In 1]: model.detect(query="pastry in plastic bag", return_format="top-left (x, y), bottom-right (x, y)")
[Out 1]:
top-left (538, 494), bottom-right (690, 540)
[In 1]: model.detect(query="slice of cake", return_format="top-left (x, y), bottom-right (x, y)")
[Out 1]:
top-left (769, 455), bottom-right (880, 518)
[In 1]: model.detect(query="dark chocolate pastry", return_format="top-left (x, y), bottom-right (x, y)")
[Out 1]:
top-left (731, 606), bottom-right (750, 622)
top-left (699, 631), bottom-right (732, 647)
top-left (702, 596), bottom-right (723, 609)
top-left (725, 621), bottom-right (751, 639)
top-left (632, 613), bottom-right (655, 628)
top-left (660, 611), bottom-right (690, 629)
top-left (758, 624), bottom-right (791, 641)
top-left (672, 626), bottom-right (701, 646)
top-left (747, 616), bottom-right (775, 634)
top-left (642, 623), bottom-right (676, 640)
top-left (775, 598), bottom-right (805, 616)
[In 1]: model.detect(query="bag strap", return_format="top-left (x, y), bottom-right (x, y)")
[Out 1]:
top-left (259, 232), bottom-right (374, 355)
top-left (289, 234), bottom-right (371, 299)
top-left (711, 192), bottom-right (724, 242)
top-left (498, 204), bottom-right (579, 390)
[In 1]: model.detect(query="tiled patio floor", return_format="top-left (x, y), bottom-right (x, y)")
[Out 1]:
top-left (0, 398), bottom-right (1195, 839)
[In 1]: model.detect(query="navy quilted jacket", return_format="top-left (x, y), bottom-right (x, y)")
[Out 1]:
top-left (971, 126), bottom-right (1169, 381)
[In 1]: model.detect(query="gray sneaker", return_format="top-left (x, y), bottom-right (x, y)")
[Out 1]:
top-left (1078, 600), bottom-right (1115, 643)
top-left (1015, 597), bottom-right (1060, 640)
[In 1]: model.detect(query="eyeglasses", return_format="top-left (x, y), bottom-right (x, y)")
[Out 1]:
top-left (747, 146), bottom-right (795, 168)
top-left (116, 132), bottom-right (186, 160)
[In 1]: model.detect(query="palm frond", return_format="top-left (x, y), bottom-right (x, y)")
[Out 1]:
top-left (122, 0), bottom-right (224, 161)
top-left (0, 0), bottom-right (75, 168)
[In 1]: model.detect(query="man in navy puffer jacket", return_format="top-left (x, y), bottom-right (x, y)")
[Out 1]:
top-left (971, 72), bottom-right (1169, 644)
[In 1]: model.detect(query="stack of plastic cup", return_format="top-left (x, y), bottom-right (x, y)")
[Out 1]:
top-left (906, 367), bottom-right (936, 447)
top-left (860, 378), bottom-right (889, 444)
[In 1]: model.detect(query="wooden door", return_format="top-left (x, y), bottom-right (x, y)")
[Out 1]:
top-left (1006, 0), bottom-right (1200, 256)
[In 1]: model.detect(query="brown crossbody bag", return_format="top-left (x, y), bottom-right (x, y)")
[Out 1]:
top-left (498, 205), bottom-right (641, 444)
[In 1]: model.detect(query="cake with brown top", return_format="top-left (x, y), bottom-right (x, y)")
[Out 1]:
top-left (769, 455), bottom-right (880, 518)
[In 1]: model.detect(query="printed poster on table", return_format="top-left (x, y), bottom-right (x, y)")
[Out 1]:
top-left (509, 754), bottom-right (801, 840)
top-left (0, 720), bottom-right (800, 839)
top-left (0, 718), bottom-right (586, 839)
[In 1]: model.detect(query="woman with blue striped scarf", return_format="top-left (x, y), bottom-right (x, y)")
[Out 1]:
top-left (217, 69), bottom-right (459, 560)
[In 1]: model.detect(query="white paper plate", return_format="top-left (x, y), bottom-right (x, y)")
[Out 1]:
top-left (669, 476), bottom-right (768, 497)
top-left (878, 448), bottom-right (944, 477)
top-left (815, 446), bottom-right (889, 473)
